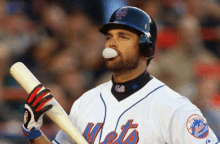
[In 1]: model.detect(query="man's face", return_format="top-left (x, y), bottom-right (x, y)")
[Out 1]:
top-left (104, 28), bottom-right (141, 73)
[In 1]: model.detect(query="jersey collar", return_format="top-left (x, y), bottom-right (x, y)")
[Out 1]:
top-left (111, 70), bottom-right (152, 101)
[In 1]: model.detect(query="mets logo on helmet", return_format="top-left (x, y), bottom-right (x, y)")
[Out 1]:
top-left (186, 114), bottom-right (209, 139)
top-left (116, 8), bottom-right (128, 20)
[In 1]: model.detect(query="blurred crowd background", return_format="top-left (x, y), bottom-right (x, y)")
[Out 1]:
top-left (0, 0), bottom-right (219, 143)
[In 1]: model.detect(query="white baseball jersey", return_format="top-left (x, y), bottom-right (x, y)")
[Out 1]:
top-left (52, 77), bottom-right (219, 144)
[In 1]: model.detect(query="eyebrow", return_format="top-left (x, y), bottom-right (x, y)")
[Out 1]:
top-left (106, 32), bottom-right (112, 37)
top-left (105, 31), bottom-right (132, 37)
top-left (118, 32), bottom-right (132, 36)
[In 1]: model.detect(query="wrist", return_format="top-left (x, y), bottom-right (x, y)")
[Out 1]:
top-left (22, 125), bottom-right (42, 139)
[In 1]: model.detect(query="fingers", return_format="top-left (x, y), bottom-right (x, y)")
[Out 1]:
top-left (35, 94), bottom-right (53, 112)
top-left (27, 84), bottom-right (43, 103)
top-left (32, 89), bottom-right (51, 106)
top-left (39, 104), bottom-right (53, 115)
top-left (32, 94), bottom-right (53, 122)
top-left (27, 84), bottom-right (52, 109)
top-left (34, 104), bottom-right (53, 122)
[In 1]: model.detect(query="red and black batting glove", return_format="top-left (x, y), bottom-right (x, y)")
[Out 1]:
top-left (22, 84), bottom-right (53, 139)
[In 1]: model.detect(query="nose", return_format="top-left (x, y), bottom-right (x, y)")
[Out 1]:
top-left (106, 38), bottom-right (117, 49)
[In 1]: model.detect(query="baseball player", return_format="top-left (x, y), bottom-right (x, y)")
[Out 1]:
top-left (22, 6), bottom-right (219, 144)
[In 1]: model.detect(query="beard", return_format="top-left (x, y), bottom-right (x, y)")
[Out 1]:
top-left (104, 51), bottom-right (141, 73)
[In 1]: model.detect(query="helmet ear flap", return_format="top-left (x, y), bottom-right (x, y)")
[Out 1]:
top-left (139, 34), bottom-right (154, 59)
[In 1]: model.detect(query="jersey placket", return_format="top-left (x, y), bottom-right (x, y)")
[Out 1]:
top-left (99, 83), bottom-right (121, 143)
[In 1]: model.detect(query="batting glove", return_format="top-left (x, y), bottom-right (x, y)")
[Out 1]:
top-left (22, 84), bottom-right (53, 139)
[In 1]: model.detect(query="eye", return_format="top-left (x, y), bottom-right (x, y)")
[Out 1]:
top-left (106, 37), bottom-right (111, 40)
top-left (120, 35), bottom-right (129, 39)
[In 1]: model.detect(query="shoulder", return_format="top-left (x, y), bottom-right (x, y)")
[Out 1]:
top-left (150, 77), bottom-right (203, 121)
top-left (73, 81), bottom-right (110, 107)
top-left (68, 81), bottom-right (110, 121)
top-left (145, 77), bottom-right (218, 142)
top-left (81, 82), bottom-right (108, 99)
top-left (149, 77), bottom-right (195, 111)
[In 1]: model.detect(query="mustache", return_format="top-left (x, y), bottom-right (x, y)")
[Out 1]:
top-left (112, 49), bottom-right (121, 56)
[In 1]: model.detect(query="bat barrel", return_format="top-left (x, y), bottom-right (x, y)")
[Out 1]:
top-left (10, 62), bottom-right (41, 93)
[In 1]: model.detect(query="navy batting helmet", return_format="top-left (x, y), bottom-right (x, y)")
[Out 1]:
top-left (100, 6), bottom-right (157, 63)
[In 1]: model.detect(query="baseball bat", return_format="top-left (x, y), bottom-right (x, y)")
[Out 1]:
top-left (10, 62), bottom-right (88, 144)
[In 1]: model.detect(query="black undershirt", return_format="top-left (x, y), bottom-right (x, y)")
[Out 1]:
top-left (111, 70), bottom-right (152, 101)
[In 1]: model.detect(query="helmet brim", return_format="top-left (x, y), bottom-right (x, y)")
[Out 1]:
top-left (99, 22), bottom-right (150, 37)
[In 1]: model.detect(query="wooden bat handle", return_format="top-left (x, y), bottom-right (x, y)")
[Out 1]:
top-left (10, 62), bottom-right (88, 144)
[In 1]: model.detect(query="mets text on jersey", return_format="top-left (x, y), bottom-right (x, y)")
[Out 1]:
top-left (83, 120), bottom-right (139, 144)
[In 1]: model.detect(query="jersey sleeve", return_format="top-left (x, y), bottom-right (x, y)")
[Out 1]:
top-left (167, 103), bottom-right (219, 144)
top-left (52, 99), bottom-right (80, 144)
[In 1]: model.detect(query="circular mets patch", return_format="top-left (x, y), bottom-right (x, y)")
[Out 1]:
top-left (186, 114), bottom-right (209, 139)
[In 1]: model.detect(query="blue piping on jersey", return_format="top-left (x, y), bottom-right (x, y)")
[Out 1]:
top-left (115, 85), bottom-right (165, 131)
top-left (53, 139), bottom-right (60, 144)
top-left (99, 94), bottom-right (107, 143)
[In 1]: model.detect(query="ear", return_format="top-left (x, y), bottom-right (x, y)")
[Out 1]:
top-left (140, 42), bottom-right (154, 59)
top-left (139, 34), bottom-right (154, 58)
top-left (145, 44), bottom-right (154, 59)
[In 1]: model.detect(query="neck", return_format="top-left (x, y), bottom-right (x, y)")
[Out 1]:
top-left (112, 62), bottom-right (147, 83)
top-left (111, 70), bottom-right (152, 101)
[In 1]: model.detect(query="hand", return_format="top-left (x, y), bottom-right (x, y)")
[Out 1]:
top-left (22, 84), bottom-right (53, 139)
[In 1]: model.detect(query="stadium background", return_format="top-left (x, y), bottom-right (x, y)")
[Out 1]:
top-left (0, 0), bottom-right (219, 143)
